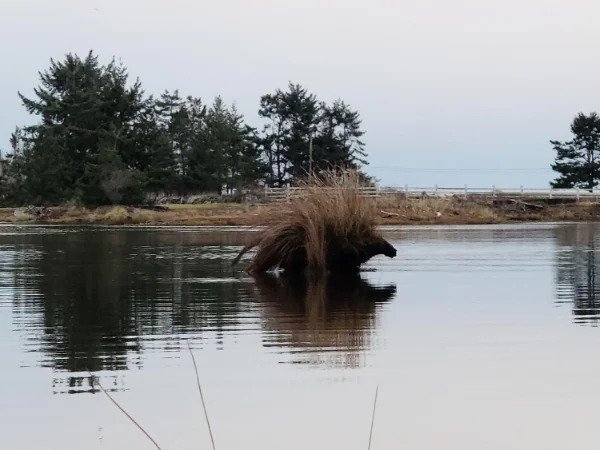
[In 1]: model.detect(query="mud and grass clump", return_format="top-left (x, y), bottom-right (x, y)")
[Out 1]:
top-left (233, 171), bottom-right (396, 274)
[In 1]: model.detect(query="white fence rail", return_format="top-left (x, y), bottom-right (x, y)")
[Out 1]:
top-left (264, 185), bottom-right (600, 201)
top-left (264, 186), bottom-right (379, 200)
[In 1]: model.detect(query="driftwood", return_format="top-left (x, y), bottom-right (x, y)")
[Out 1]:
top-left (493, 198), bottom-right (544, 211)
top-left (14, 206), bottom-right (49, 220)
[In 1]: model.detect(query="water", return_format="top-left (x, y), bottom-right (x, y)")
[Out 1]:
top-left (2, 223), bottom-right (600, 449)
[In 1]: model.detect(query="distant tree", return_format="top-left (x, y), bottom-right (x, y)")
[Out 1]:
top-left (10, 51), bottom-right (146, 204)
top-left (126, 98), bottom-right (177, 194)
top-left (3, 126), bottom-right (72, 204)
top-left (167, 96), bottom-right (208, 193)
top-left (278, 84), bottom-right (320, 180)
top-left (315, 100), bottom-right (367, 172)
top-left (200, 97), bottom-right (264, 192)
top-left (551, 112), bottom-right (600, 189)
top-left (258, 85), bottom-right (292, 187)
top-left (228, 118), bottom-right (267, 192)
top-left (258, 83), bottom-right (368, 186)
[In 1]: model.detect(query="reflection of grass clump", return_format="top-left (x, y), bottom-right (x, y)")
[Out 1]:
top-left (253, 272), bottom-right (396, 366)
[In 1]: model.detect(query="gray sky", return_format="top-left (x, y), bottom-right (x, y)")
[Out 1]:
top-left (2, 0), bottom-right (600, 187)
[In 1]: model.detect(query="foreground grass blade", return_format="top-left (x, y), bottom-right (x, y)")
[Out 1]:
top-left (187, 341), bottom-right (216, 450)
top-left (368, 385), bottom-right (379, 450)
top-left (89, 372), bottom-right (162, 450)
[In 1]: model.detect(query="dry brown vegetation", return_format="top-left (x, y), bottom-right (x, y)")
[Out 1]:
top-left (377, 195), bottom-right (600, 224)
top-left (0, 203), bottom-right (269, 226)
top-left (233, 171), bottom-right (395, 273)
top-left (1, 194), bottom-right (600, 227)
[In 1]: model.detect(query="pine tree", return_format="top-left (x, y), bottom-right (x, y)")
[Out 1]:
top-left (189, 97), bottom-right (264, 193)
top-left (172, 96), bottom-right (207, 193)
top-left (281, 84), bottom-right (320, 180)
top-left (551, 112), bottom-right (600, 189)
top-left (207, 99), bottom-right (264, 192)
top-left (13, 51), bottom-right (146, 204)
top-left (259, 83), bottom-right (319, 185)
top-left (259, 87), bottom-right (290, 187)
top-left (128, 98), bottom-right (177, 194)
top-left (227, 108), bottom-right (266, 191)
top-left (316, 100), bottom-right (367, 171)
top-left (258, 83), bottom-right (368, 185)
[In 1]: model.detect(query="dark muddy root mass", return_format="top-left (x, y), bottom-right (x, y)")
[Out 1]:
top-left (278, 235), bottom-right (397, 273)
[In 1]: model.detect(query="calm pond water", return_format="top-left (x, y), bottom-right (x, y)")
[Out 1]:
top-left (2, 223), bottom-right (600, 449)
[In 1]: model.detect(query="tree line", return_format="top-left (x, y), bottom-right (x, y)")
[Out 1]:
top-left (2, 51), bottom-right (367, 205)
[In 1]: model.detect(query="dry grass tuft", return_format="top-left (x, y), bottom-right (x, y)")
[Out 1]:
top-left (234, 171), bottom-right (394, 274)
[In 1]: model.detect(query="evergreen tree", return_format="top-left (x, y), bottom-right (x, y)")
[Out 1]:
top-left (3, 52), bottom-right (369, 204)
top-left (228, 111), bottom-right (266, 191)
top-left (128, 98), bottom-right (177, 194)
top-left (258, 83), bottom-right (368, 185)
top-left (153, 90), bottom-right (186, 192)
top-left (203, 98), bottom-right (264, 192)
top-left (551, 112), bottom-right (600, 189)
top-left (12, 51), bottom-right (146, 204)
top-left (170, 96), bottom-right (207, 193)
top-left (282, 85), bottom-right (320, 180)
top-left (259, 83), bottom-right (320, 185)
top-left (5, 126), bottom-right (72, 204)
top-left (157, 95), bottom-right (264, 194)
top-left (315, 100), bottom-right (367, 172)
top-left (259, 87), bottom-right (290, 187)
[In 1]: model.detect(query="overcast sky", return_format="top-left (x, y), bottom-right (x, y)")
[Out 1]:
top-left (2, 0), bottom-right (600, 187)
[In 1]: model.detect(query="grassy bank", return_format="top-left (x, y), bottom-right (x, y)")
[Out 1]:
top-left (2, 196), bottom-right (600, 226)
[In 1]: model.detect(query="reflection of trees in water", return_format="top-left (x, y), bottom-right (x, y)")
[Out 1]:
top-left (4, 228), bottom-right (396, 393)
top-left (555, 223), bottom-right (600, 325)
top-left (251, 273), bottom-right (396, 368)
top-left (8, 230), bottom-right (250, 393)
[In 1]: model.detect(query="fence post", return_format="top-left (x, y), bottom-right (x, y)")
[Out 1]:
top-left (464, 184), bottom-right (468, 197)
top-left (548, 187), bottom-right (552, 199)
top-left (404, 184), bottom-right (408, 196)
top-left (576, 187), bottom-right (580, 201)
top-left (492, 185), bottom-right (496, 197)
top-left (434, 184), bottom-right (438, 196)
top-left (520, 185), bottom-right (524, 195)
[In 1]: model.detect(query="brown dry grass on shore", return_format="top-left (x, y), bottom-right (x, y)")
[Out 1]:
top-left (0, 203), bottom-right (269, 226)
top-left (1, 195), bottom-right (600, 226)
top-left (377, 196), bottom-right (600, 224)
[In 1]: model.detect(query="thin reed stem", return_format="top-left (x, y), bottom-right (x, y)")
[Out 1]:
top-left (89, 372), bottom-right (162, 450)
top-left (187, 340), bottom-right (216, 450)
top-left (368, 385), bottom-right (379, 450)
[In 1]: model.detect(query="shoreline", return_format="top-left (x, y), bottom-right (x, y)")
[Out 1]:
top-left (1, 197), bottom-right (599, 227)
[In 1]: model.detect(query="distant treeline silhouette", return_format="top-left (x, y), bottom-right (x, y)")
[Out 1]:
top-left (2, 51), bottom-right (367, 205)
